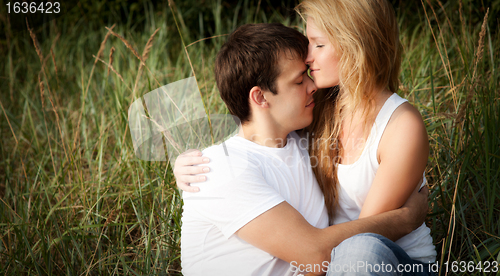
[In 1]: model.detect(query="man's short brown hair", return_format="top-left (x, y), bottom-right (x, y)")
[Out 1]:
top-left (215, 23), bottom-right (309, 123)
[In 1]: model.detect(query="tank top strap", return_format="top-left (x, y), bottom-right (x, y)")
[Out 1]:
top-left (373, 93), bottom-right (408, 141)
top-left (366, 93), bottom-right (408, 163)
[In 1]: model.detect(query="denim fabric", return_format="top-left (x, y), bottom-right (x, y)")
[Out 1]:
top-left (326, 233), bottom-right (436, 276)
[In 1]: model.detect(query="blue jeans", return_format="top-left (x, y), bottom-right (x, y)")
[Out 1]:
top-left (326, 233), bottom-right (436, 275)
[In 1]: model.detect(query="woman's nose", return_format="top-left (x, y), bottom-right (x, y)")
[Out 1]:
top-left (305, 45), bottom-right (314, 65)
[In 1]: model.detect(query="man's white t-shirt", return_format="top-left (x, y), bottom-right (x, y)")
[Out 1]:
top-left (181, 131), bottom-right (329, 275)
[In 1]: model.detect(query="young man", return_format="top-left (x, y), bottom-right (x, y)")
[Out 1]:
top-left (180, 23), bottom-right (428, 275)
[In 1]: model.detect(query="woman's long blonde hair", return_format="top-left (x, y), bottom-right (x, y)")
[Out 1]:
top-left (295, 0), bottom-right (402, 224)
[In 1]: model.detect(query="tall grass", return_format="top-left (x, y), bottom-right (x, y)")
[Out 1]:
top-left (0, 0), bottom-right (498, 275)
top-left (399, 1), bottom-right (500, 274)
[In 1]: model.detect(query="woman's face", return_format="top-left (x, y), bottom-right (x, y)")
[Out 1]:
top-left (305, 18), bottom-right (341, 89)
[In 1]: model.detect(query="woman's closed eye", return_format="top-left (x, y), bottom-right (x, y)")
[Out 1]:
top-left (316, 45), bottom-right (324, 48)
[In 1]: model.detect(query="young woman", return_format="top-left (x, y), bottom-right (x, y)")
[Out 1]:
top-left (175, 0), bottom-right (436, 267)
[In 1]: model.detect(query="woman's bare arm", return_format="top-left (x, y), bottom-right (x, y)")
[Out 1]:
top-left (359, 103), bottom-right (429, 218)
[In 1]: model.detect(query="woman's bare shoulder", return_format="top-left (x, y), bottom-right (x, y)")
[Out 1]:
top-left (387, 102), bottom-right (426, 134)
top-left (378, 102), bottom-right (428, 162)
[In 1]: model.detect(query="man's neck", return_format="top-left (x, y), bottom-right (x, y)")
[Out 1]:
top-left (238, 120), bottom-right (290, 148)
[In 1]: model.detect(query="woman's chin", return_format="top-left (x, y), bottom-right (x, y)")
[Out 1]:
top-left (315, 81), bottom-right (335, 89)
top-left (311, 76), bottom-right (337, 89)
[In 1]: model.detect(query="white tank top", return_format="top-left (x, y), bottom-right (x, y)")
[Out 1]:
top-left (335, 93), bottom-right (437, 263)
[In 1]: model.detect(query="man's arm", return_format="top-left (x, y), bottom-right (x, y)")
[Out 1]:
top-left (237, 185), bottom-right (429, 274)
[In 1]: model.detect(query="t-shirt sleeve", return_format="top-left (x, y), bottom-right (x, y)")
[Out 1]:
top-left (182, 145), bottom-right (285, 239)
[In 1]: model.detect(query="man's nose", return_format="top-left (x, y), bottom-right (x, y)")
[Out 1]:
top-left (306, 75), bottom-right (317, 95)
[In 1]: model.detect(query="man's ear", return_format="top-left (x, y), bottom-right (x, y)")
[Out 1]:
top-left (249, 86), bottom-right (269, 108)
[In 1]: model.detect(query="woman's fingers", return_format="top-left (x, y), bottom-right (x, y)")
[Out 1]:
top-left (177, 181), bottom-right (200, 193)
top-left (182, 149), bottom-right (203, 156)
top-left (177, 174), bottom-right (207, 184)
top-left (173, 149), bottom-right (210, 193)
top-left (174, 165), bottom-right (208, 193)
top-left (175, 152), bottom-right (210, 167)
top-left (174, 157), bottom-right (209, 175)
top-left (182, 165), bottom-right (210, 175)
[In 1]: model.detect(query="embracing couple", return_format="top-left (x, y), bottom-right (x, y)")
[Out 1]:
top-left (175, 0), bottom-right (437, 275)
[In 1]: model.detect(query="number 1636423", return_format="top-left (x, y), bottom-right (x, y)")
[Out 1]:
top-left (6, 2), bottom-right (60, 14)
top-left (442, 261), bottom-right (498, 273)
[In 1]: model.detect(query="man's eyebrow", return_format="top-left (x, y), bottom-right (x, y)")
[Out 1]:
top-left (294, 69), bottom-right (308, 80)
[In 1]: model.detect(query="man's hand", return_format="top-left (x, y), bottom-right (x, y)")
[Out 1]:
top-left (173, 149), bottom-right (210, 192)
top-left (400, 181), bottom-right (429, 232)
